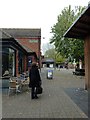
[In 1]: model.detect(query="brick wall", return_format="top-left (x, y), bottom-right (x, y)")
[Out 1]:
top-left (15, 50), bottom-right (28, 76)
top-left (16, 37), bottom-right (41, 73)
top-left (17, 37), bottom-right (41, 58)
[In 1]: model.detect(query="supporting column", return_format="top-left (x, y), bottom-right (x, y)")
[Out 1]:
top-left (24, 55), bottom-right (27, 72)
top-left (16, 50), bottom-right (19, 76)
top-left (84, 36), bottom-right (90, 89)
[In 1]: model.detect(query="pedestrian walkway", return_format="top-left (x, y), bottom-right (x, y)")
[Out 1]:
top-left (2, 68), bottom-right (88, 118)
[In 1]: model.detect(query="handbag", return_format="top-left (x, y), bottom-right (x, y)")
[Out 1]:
top-left (36, 86), bottom-right (43, 94)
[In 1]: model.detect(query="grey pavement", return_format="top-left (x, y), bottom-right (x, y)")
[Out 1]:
top-left (2, 68), bottom-right (88, 119)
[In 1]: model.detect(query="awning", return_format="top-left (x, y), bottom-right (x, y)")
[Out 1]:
top-left (64, 5), bottom-right (90, 39)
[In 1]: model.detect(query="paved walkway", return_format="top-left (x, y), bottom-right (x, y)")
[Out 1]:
top-left (2, 68), bottom-right (88, 118)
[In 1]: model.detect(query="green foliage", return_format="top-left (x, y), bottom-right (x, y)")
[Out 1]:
top-left (55, 52), bottom-right (65, 63)
top-left (45, 48), bottom-right (56, 59)
top-left (45, 48), bottom-right (65, 63)
top-left (50, 5), bottom-right (85, 62)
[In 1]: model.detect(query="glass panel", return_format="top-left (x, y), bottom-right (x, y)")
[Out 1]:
top-left (2, 48), bottom-right (9, 76)
top-left (9, 48), bottom-right (15, 76)
top-left (2, 47), bottom-right (15, 76)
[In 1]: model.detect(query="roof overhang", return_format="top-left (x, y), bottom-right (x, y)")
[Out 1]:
top-left (64, 5), bottom-right (90, 40)
top-left (2, 38), bottom-right (28, 54)
top-left (2, 28), bottom-right (41, 38)
top-left (1, 29), bottom-right (34, 54)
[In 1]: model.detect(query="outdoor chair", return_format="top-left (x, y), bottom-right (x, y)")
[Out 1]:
top-left (20, 79), bottom-right (29, 92)
top-left (8, 80), bottom-right (21, 96)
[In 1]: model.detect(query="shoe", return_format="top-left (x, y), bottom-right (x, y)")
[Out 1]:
top-left (34, 96), bottom-right (38, 99)
top-left (32, 97), bottom-right (35, 99)
top-left (31, 96), bottom-right (35, 99)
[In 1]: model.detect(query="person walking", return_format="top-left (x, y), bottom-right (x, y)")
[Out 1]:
top-left (29, 62), bottom-right (41, 99)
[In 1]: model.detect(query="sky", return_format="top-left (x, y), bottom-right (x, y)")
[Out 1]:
top-left (0, 0), bottom-right (89, 54)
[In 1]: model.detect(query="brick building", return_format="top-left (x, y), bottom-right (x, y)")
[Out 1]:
top-left (3, 29), bottom-right (41, 58)
top-left (1, 28), bottom-right (41, 77)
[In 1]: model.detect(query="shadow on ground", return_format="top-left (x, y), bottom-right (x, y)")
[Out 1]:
top-left (64, 87), bottom-right (88, 116)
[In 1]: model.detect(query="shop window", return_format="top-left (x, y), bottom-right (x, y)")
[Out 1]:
top-left (2, 48), bottom-right (9, 75)
top-left (28, 56), bottom-right (32, 67)
top-left (9, 48), bottom-right (15, 76)
top-left (2, 47), bottom-right (15, 76)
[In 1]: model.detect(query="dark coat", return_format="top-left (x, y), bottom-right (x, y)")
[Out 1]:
top-left (29, 66), bottom-right (41, 87)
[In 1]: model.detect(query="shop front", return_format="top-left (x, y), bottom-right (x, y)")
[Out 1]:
top-left (1, 36), bottom-right (28, 77)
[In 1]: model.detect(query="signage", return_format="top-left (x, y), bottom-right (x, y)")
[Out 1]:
top-left (29, 40), bottom-right (38, 43)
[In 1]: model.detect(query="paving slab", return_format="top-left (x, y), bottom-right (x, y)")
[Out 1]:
top-left (2, 68), bottom-right (88, 119)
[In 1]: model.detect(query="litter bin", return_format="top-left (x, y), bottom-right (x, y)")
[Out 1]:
top-left (47, 69), bottom-right (53, 79)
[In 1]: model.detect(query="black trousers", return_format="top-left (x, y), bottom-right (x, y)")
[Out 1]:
top-left (31, 86), bottom-right (37, 99)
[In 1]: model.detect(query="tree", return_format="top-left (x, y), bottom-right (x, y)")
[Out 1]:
top-left (44, 48), bottom-right (65, 63)
top-left (42, 42), bottom-right (54, 55)
top-left (50, 5), bottom-right (85, 62)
